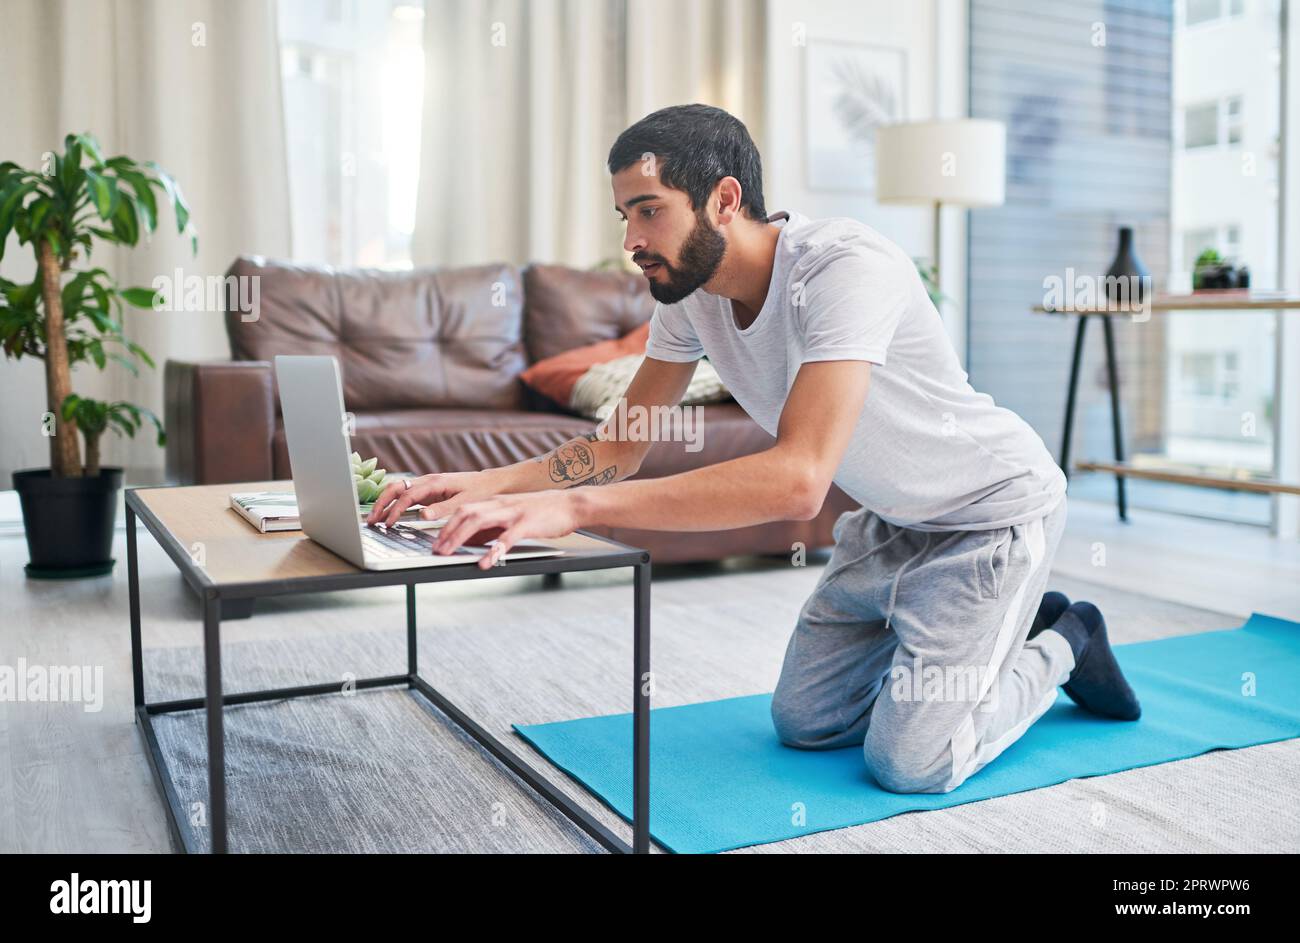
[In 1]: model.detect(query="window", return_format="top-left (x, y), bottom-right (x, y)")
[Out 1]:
top-left (1226, 95), bottom-right (1244, 144)
top-left (970, 0), bottom-right (1285, 527)
top-left (1182, 97), bottom-right (1245, 150)
top-left (1185, 96), bottom-right (1242, 149)
top-left (1180, 353), bottom-right (1217, 398)
top-left (1167, 0), bottom-right (1281, 496)
top-left (1222, 351), bottom-right (1240, 400)
top-left (278, 0), bottom-right (426, 268)
top-left (1223, 224), bottom-right (1241, 259)
top-left (1178, 352), bottom-right (1244, 402)
top-left (1183, 102), bottom-right (1219, 148)
top-left (1181, 0), bottom-right (1246, 28)
top-left (1184, 0), bottom-right (1221, 26)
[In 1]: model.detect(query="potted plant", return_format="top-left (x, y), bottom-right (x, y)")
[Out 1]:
top-left (0, 133), bottom-right (195, 577)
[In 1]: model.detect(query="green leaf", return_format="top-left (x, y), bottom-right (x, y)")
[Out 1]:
top-left (0, 180), bottom-right (40, 263)
top-left (88, 340), bottom-right (106, 369)
top-left (107, 412), bottom-right (135, 437)
top-left (73, 133), bottom-right (105, 166)
top-left (110, 193), bottom-right (139, 245)
top-left (27, 198), bottom-right (52, 235)
top-left (60, 140), bottom-right (84, 198)
top-left (90, 280), bottom-right (112, 321)
top-left (142, 407), bottom-right (165, 447)
top-left (145, 161), bottom-right (190, 234)
top-left (115, 169), bottom-right (158, 233)
top-left (124, 340), bottom-right (155, 369)
top-left (119, 286), bottom-right (159, 309)
top-left (84, 308), bottom-right (115, 333)
top-left (83, 168), bottom-right (119, 221)
top-left (5, 277), bottom-right (38, 308)
top-left (107, 352), bottom-right (140, 376)
top-left (61, 270), bottom-right (94, 313)
top-left (61, 393), bottom-right (82, 422)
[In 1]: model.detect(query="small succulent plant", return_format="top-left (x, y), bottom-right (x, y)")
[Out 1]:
top-left (349, 452), bottom-right (388, 505)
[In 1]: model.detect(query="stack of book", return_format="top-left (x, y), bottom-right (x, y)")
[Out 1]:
top-left (229, 490), bottom-right (422, 533)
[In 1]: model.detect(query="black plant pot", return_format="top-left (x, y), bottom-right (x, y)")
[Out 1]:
top-left (12, 466), bottom-right (124, 578)
top-left (1105, 226), bottom-right (1149, 305)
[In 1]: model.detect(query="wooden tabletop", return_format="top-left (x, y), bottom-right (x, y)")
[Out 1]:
top-left (128, 481), bottom-right (636, 590)
top-left (1033, 291), bottom-right (1300, 315)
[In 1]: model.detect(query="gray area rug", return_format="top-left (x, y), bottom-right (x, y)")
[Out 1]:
top-left (145, 567), bottom-right (1300, 853)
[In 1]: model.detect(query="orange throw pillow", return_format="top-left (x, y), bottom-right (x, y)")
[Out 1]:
top-left (519, 321), bottom-right (651, 405)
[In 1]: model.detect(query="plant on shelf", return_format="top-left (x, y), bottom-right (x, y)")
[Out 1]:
top-left (1192, 247), bottom-right (1246, 291)
top-left (1192, 248), bottom-right (1221, 291)
top-left (0, 132), bottom-right (196, 577)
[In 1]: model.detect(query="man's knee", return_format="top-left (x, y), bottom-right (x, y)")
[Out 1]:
top-left (770, 686), bottom-right (825, 748)
top-left (862, 727), bottom-right (954, 794)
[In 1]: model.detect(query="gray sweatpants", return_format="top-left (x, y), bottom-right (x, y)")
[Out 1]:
top-left (771, 498), bottom-right (1074, 794)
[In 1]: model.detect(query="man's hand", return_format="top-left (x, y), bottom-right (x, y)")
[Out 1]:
top-left (432, 491), bottom-right (582, 570)
top-left (367, 469), bottom-right (509, 527)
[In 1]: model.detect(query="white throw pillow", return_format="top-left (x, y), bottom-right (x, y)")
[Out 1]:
top-left (569, 354), bottom-right (730, 421)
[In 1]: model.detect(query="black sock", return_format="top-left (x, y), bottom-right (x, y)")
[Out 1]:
top-left (1053, 601), bottom-right (1142, 721)
top-left (1028, 591), bottom-right (1071, 640)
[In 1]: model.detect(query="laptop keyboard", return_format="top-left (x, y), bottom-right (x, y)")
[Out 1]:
top-left (361, 523), bottom-right (480, 560)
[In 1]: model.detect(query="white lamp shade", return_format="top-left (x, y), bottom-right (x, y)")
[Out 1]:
top-left (875, 119), bottom-right (1006, 208)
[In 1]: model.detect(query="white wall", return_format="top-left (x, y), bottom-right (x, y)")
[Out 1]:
top-left (762, 0), bottom-right (969, 361)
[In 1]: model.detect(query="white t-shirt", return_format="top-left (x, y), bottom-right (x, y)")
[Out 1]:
top-left (645, 210), bottom-right (1066, 531)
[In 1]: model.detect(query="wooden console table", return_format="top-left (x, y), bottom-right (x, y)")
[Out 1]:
top-left (1032, 292), bottom-right (1300, 519)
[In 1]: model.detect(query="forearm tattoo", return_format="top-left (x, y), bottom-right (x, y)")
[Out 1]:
top-left (547, 440), bottom-right (595, 482)
top-left (572, 466), bottom-right (616, 487)
top-left (538, 432), bottom-right (615, 485)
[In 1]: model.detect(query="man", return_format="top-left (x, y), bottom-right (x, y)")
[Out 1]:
top-left (369, 103), bottom-right (1141, 795)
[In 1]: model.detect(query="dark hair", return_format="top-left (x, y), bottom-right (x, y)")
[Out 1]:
top-left (607, 103), bottom-right (767, 222)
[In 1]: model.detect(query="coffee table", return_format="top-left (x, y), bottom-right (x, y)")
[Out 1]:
top-left (125, 482), bottom-right (651, 853)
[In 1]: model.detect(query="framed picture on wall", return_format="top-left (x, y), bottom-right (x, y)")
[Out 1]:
top-left (804, 39), bottom-right (908, 193)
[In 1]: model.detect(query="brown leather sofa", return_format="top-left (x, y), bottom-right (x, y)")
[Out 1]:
top-left (164, 256), bottom-right (857, 564)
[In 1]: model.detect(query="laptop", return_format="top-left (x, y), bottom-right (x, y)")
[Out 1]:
top-left (274, 355), bottom-right (565, 570)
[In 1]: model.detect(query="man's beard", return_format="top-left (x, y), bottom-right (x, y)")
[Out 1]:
top-left (639, 210), bottom-right (726, 305)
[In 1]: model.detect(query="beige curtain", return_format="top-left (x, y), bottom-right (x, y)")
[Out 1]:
top-left (411, 0), bottom-right (766, 269)
top-left (0, 0), bottom-right (290, 483)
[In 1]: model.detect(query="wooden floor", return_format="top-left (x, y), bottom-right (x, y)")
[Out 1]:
top-left (1, 496), bottom-right (1297, 853)
top-left (1050, 499), bottom-right (1300, 623)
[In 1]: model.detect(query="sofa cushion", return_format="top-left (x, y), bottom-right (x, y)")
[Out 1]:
top-left (571, 354), bottom-right (730, 421)
top-left (271, 403), bottom-right (779, 483)
top-left (519, 322), bottom-right (653, 405)
top-left (522, 264), bottom-right (656, 363)
top-left (226, 256), bottom-right (528, 413)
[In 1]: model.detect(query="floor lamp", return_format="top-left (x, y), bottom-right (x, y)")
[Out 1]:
top-left (875, 119), bottom-right (1007, 286)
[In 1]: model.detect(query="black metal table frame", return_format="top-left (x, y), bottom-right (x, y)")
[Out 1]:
top-left (125, 488), bottom-right (652, 854)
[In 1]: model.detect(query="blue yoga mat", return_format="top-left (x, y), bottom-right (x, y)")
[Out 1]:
top-left (514, 613), bottom-right (1300, 853)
